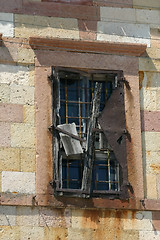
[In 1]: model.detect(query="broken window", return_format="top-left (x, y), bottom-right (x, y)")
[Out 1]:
top-left (49, 67), bottom-right (129, 199)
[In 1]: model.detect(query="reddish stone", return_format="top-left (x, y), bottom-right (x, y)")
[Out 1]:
top-left (0, 103), bottom-right (23, 123)
top-left (35, 50), bottom-right (138, 75)
top-left (78, 20), bottom-right (97, 40)
top-left (30, 37), bottom-right (147, 57)
top-left (141, 110), bottom-right (160, 132)
top-left (152, 211), bottom-right (160, 231)
top-left (0, 0), bottom-right (22, 12)
top-left (42, 0), bottom-right (93, 5)
top-left (35, 67), bottom-right (53, 195)
top-left (22, 2), bottom-right (100, 21)
top-left (93, 0), bottom-right (133, 8)
top-left (0, 122), bottom-right (10, 147)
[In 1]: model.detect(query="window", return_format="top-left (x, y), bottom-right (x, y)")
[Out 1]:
top-left (50, 67), bottom-right (129, 199)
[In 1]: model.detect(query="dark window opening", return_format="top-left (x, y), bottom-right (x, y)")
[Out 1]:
top-left (50, 67), bottom-right (128, 199)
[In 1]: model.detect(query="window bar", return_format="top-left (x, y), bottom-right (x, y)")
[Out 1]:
top-left (78, 78), bottom-right (82, 137)
top-left (65, 79), bottom-right (68, 124)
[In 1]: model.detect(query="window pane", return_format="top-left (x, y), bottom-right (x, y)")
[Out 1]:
top-left (58, 70), bottom-right (120, 193)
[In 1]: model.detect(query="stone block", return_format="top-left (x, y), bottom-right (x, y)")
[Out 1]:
top-left (0, 47), bottom-right (18, 64)
top-left (10, 84), bottom-right (34, 105)
top-left (139, 58), bottom-right (160, 72)
top-left (157, 90), bottom-right (160, 111)
top-left (20, 148), bottom-right (36, 172)
top-left (146, 174), bottom-right (157, 199)
top-left (156, 174), bottom-right (160, 199)
top-left (0, 13), bottom-right (14, 37)
top-left (0, 123), bottom-right (10, 147)
top-left (39, 207), bottom-right (71, 228)
top-left (100, 7), bottom-right (136, 22)
top-left (152, 211), bottom-right (160, 231)
top-left (18, 48), bottom-right (35, 64)
top-left (0, 103), bottom-right (23, 122)
top-left (44, 227), bottom-right (68, 240)
top-left (144, 151), bottom-right (160, 175)
top-left (78, 20), bottom-right (97, 40)
top-left (72, 209), bottom-right (100, 229)
top-left (146, 48), bottom-right (160, 59)
top-left (139, 231), bottom-right (160, 240)
top-left (28, 66), bottom-right (35, 87)
top-left (17, 206), bottom-right (39, 226)
top-left (68, 228), bottom-right (93, 240)
top-left (150, 29), bottom-right (160, 48)
top-left (139, 72), bottom-right (160, 89)
top-left (0, 83), bottom-right (10, 103)
top-left (0, 64), bottom-right (30, 85)
top-left (19, 226), bottom-right (44, 240)
top-left (2, 171), bottom-right (35, 194)
top-left (141, 111), bottom-right (160, 132)
top-left (123, 211), bottom-right (153, 231)
top-left (97, 33), bottom-right (150, 46)
top-left (141, 132), bottom-right (160, 152)
top-left (0, 206), bottom-right (16, 226)
top-left (0, 147), bottom-right (20, 171)
top-left (0, 226), bottom-right (20, 240)
top-left (97, 21), bottom-right (150, 46)
top-left (140, 88), bottom-right (156, 111)
top-left (93, 228), bottom-right (115, 240)
top-left (23, 105), bottom-right (35, 124)
top-left (11, 123), bottom-right (35, 148)
top-left (95, 0), bottom-right (132, 8)
top-left (15, 14), bottom-right (79, 39)
top-left (136, 9), bottom-right (160, 27)
top-left (115, 230), bottom-right (139, 240)
top-left (133, 0), bottom-right (160, 9)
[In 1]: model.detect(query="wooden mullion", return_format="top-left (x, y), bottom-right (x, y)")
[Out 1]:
top-left (52, 67), bottom-right (61, 190)
top-left (81, 81), bottom-right (102, 197)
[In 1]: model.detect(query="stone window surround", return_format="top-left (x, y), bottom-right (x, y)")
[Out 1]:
top-left (1, 39), bottom-right (148, 209)
top-left (34, 39), bottom-right (144, 208)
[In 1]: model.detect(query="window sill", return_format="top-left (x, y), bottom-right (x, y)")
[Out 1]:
top-left (1, 192), bottom-right (159, 211)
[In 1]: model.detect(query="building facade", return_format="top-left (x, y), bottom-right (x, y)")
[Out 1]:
top-left (0, 0), bottom-right (160, 239)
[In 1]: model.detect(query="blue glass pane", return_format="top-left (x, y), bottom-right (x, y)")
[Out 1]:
top-left (68, 160), bottom-right (81, 179)
top-left (111, 183), bottom-right (118, 191)
top-left (67, 80), bottom-right (79, 101)
top-left (96, 165), bottom-right (109, 181)
top-left (62, 165), bottom-right (67, 180)
top-left (97, 182), bottom-right (109, 190)
top-left (68, 103), bottom-right (79, 117)
top-left (69, 181), bottom-right (81, 189)
top-left (81, 103), bottom-right (90, 117)
top-left (60, 103), bottom-right (66, 118)
top-left (107, 81), bottom-right (112, 99)
top-left (60, 88), bottom-right (65, 100)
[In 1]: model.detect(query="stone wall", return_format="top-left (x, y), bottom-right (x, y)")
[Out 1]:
top-left (0, 0), bottom-right (160, 239)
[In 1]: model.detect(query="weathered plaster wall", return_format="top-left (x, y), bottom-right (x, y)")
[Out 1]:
top-left (0, 0), bottom-right (160, 239)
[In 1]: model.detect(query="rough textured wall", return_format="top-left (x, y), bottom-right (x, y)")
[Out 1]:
top-left (0, 0), bottom-right (160, 239)
top-left (1, 206), bottom-right (160, 240)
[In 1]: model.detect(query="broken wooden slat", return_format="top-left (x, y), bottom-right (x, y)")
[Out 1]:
top-left (52, 67), bottom-right (61, 189)
top-left (82, 81), bottom-right (102, 196)
top-left (57, 123), bottom-right (83, 156)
